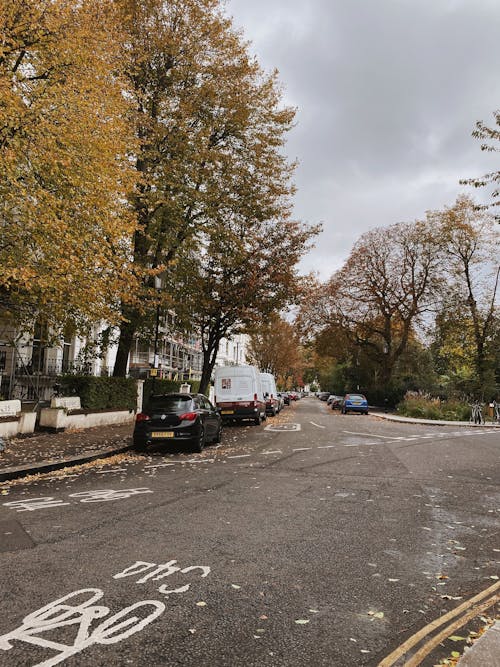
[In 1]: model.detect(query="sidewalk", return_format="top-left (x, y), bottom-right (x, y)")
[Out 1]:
top-left (0, 422), bottom-right (133, 482)
top-left (0, 416), bottom-right (497, 666)
top-left (372, 410), bottom-right (500, 428)
top-left (457, 621), bottom-right (500, 666)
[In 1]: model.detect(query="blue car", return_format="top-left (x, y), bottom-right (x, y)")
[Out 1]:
top-left (341, 393), bottom-right (368, 414)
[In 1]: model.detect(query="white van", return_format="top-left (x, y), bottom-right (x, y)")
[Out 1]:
top-left (214, 365), bottom-right (266, 425)
top-left (260, 372), bottom-right (279, 416)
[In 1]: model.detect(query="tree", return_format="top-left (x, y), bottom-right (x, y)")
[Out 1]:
top-left (112, 0), bottom-right (299, 376)
top-left (0, 0), bottom-right (138, 333)
top-left (305, 219), bottom-right (441, 389)
top-left (247, 314), bottom-right (303, 386)
top-left (171, 215), bottom-right (319, 394)
top-left (461, 110), bottom-right (500, 217)
top-left (429, 298), bottom-right (478, 395)
top-left (431, 196), bottom-right (500, 396)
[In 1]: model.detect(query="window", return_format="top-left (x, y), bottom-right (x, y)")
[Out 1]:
top-left (150, 396), bottom-right (193, 412)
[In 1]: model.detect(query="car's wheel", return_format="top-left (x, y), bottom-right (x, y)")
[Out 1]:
top-left (193, 428), bottom-right (205, 452)
top-left (341, 408), bottom-right (346, 414)
top-left (213, 423), bottom-right (223, 443)
top-left (254, 414), bottom-right (262, 425)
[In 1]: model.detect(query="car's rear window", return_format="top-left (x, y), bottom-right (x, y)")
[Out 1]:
top-left (150, 396), bottom-right (193, 412)
top-left (347, 394), bottom-right (365, 401)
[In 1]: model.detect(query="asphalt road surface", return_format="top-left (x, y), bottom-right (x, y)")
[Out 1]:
top-left (0, 398), bottom-right (498, 667)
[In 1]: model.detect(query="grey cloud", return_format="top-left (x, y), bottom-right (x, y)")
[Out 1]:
top-left (227, 0), bottom-right (500, 278)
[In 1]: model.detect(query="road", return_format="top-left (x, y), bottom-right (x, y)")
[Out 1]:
top-left (0, 398), bottom-right (498, 666)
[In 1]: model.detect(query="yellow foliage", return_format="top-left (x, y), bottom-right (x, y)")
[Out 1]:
top-left (0, 0), bottom-right (139, 331)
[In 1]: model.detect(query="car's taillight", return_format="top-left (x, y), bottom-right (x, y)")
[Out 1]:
top-left (136, 413), bottom-right (150, 422)
top-left (254, 393), bottom-right (257, 401)
top-left (179, 412), bottom-right (197, 421)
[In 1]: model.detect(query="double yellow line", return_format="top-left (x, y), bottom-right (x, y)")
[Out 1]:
top-left (378, 580), bottom-right (500, 667)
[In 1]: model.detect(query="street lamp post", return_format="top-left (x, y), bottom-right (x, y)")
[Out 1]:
top-left (152, 276), bottom-right (161, 392)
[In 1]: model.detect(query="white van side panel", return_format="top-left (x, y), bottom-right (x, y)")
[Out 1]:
top-left (260, 372), bottom-right (277, 397)
top-left (214, 366), bottom-right (264, 402)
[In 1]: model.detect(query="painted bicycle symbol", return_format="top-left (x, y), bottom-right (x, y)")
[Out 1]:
top-left (0, 589), bottom-right (165, 666)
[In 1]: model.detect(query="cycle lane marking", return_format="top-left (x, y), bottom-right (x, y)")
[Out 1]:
top-left (0, 557), bottom-right (212, 666)
top-left (343, 431), bottom-right (401, 440)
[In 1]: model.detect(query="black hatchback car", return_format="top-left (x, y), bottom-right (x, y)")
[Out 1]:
top-left (133, 393), bottom-right (222, 452)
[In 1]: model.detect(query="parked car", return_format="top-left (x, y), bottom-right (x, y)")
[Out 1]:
top-left (328, 395), bottom-right (343, 409)
top-left (318, 392), bottom-right (330, 401)
top-left (133, 393), bottom-right (222, 452)
top-left (340, 393), bottom-right (369, 415)
top-left (279, 392), bottom-right (290, 406)
top-left (260, 372), bottom-right (280, 416)
top-left (214, 365), bottom-right (266, 425)
top-left (288, 391), bottom-right (298, 401)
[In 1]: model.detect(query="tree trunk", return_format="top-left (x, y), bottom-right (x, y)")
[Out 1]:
top-left (113, 311), bottom-right (137, 377)
top-left (199, 334), bottom-right (222, 395)
top-left (199, 350), bottom-right (213, 396)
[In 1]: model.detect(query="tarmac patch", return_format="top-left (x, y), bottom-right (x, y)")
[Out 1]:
top-left (0, 519), bottom-right (35, 552)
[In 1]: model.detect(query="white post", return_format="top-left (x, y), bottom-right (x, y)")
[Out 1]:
top-left (137, 380), bottom-right (144, 413)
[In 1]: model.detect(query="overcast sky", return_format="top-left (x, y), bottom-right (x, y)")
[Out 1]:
top-left (225, 0), bottom-right (500, 280)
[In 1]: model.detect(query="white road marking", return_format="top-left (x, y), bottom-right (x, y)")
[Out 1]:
top-left (265, 423), bottom-right (301, 432)
top-left (310, 421), bottom-right (326, 429)
top-left (342, 430), bottom-right (400, 440)
top-left (144, 464), bottom-right (175, 469)
top-left (96, 469), bottom-right (127, 474)
top-left (227, 454), bottom-right (251, 459)
top-left (262, 450), bottom-right (283, 455)
top-left (293, 447), bottom-right (312, 452)
top-left (0, 589), bottom-right (165, 664)
top-left (318, 445), bottom-right (336, 449)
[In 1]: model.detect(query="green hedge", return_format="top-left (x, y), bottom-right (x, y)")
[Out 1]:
top-left (57, 376), bottom-right (203, 411)
top-left (59, 376), bottom-right (137, 411)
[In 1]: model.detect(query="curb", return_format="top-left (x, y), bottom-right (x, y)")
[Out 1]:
top-left (371, 412), bottom-right (500, 428)
top-left (0, 443), bottom-right (134, 483)
top-left (457, 621), bottom-right (500, 666)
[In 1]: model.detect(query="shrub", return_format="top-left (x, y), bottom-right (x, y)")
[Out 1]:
top-left (396, 391), bottom-right (472, 421)
top-left (59, 376), bottom-right (137, 410)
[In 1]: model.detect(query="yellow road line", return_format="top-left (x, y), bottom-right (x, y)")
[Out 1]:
top-left (403, 591), bottom-right (499, 667)
top-left (378, 580), bottom-right (500, 667)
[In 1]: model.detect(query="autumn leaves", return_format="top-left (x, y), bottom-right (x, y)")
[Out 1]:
top-left (1, 1), bottom-right (318, 374)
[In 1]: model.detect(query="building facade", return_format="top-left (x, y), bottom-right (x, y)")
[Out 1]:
top-left (0, 317), bottom-right (249, 402)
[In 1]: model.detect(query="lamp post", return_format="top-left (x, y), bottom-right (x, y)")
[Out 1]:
top-left (151, 276), bottom-right (162, 391)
